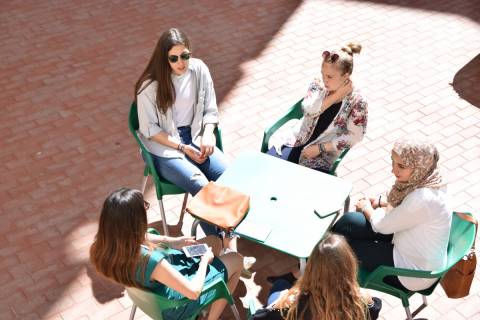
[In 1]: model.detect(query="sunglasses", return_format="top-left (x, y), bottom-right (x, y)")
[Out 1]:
top-left (168, 52), bottom-right (191, 63)
top-left (322, 51), bottom-right (339, 62)
top-left (144, 200), bottom-right (150, 211)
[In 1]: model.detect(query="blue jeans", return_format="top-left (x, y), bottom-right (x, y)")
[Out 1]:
top-left (267, 279), bottom-right (292, 306)
top-left (150, 126), bottom-right (228, 236)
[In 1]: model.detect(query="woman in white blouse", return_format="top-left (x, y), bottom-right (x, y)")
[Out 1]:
top-left (332, 139), bottom-right (451, 291)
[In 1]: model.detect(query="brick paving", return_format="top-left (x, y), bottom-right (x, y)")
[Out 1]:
top-left (1, 0), bottom-right (479, 319)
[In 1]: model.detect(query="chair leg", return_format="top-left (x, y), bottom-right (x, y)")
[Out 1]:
top-left (344, 195), bottom-right (351, 213)
top-left (230, 303), bottom-right (241, 320)
top-left (299, 258), bottom-right (307, 275)
top-left (158, 198), bottom-right (169, 236)
top-left (405, 306), bottom-right (413, 320)
top-left (129, 304), bottom-right (137, 320)
top-left (411, 296), bottom-right (428, 319)
top-left (140, 176), bottom-right (148, 194)
top-left (177, 193), bottom-right (189, 225)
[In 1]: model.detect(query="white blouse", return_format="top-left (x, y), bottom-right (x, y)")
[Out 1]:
top-left (370, 187), bottom-right (452, 291)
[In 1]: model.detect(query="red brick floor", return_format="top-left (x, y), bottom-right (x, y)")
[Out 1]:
top-left (1, 0), bottom-right (479, 319)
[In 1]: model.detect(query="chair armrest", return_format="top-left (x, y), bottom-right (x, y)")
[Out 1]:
top-left (363, 265), bottom-right (441, 287)
top-left (214, 127), bottom-right (223, 151)
top-left (329, 148), bottom-right (349, 175)
top-left (260, 99), bottom-right (303, 153)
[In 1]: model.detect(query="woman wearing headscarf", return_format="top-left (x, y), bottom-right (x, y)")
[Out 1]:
top-left (332, 139), bottom-right (451, 291)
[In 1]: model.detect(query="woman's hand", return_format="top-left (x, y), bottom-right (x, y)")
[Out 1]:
top-left (355, 197), bottom-right (373, 213)
top-left (184, 145), bottom-right (207, 164)
top-left (169, 236), bottom-right (197, 250)
top-left (332, 79), bottom-right (353, 101)
top-left (200, 248), bottom-right (214, 264)
top-left (302, 145), bottom-right (319, 159)
top-left (200, 132), bottom-right (216, 158)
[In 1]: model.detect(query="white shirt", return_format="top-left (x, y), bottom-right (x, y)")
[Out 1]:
top-left (370, 187), bottom-right (451, 291)
top-left (171, 70), bottom-right (195, 127)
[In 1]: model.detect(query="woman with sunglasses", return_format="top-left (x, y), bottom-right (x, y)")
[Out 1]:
top-left (135, 28), bottom-right (242, 252)
top-left (90, 188), bottom-right (243, 320)
top-left (268, 43), bottom-right (367, 174)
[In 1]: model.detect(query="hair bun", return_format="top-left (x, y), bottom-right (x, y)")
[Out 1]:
top-left (341, 42), bottom-right (362, 56)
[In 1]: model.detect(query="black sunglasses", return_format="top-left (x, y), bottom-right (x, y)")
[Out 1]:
top-left (168, 52), bottom-right (191, 63)
top-left (322, 50), bottom-right (339, 62)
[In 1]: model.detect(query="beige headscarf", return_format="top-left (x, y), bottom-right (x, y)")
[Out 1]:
top-left (387, 139), bottom-right (445, 207)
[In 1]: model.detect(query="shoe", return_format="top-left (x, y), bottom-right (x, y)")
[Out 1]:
top-left (243, 256), bottom-right (256, 270)
top-left (266, 272), bottom-right (297, 285)
top-left (368, 297), bottom-right (382, 320)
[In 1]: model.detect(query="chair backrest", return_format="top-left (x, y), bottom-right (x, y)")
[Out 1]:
top-left (128, 102), bottom-right (163, 185)
top-left (126, 277), bottom-right (233, 320)
top-left (444, 212), bottom-right (476, 271)
top-left (260, 98), bottom-right (303, 153)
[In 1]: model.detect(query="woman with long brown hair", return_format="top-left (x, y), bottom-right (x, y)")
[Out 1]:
top-left (134, 27), bottom-right (238, 250)
top-left (253, 233), bottom-right (381, 320)
top-left (90, 188), bottom-right (243, 320)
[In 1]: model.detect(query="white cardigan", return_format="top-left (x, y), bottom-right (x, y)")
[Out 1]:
top-left (370, 187), bottom-right (452, 291)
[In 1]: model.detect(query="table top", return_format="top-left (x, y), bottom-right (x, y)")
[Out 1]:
top-left (217, 151), bottom-right (352, 258)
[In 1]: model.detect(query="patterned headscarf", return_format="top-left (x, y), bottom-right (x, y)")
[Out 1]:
top-left (387, 139), bottom-right (445, 207)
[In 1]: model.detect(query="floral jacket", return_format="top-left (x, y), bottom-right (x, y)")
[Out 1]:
top-left (283, 81), bottom-right (368, 171)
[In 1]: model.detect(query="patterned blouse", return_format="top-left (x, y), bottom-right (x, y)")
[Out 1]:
top-left (283, 80), bottom-right (368, 172)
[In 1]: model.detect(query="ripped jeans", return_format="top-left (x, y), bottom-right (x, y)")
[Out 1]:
top-left (150, 126), bottom-right (228, 236)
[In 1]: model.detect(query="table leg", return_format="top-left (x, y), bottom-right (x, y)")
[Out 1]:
top-left (299, 258), bottom-right (307, 275)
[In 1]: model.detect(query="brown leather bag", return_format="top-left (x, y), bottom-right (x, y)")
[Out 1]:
top-left (440, 212), bottom-right (477, 299)
top-left (186, 181), bottom-right (250, 231)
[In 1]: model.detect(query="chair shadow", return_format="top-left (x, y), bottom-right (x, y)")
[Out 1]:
top-left (87, 263), bottom-right (126, 303)
top-left (451, 54), bottom-right (480, 109)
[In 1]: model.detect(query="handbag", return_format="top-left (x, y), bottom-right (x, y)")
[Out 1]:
top-left (186, 181), bottom-right (250, 231)
top-left (440, 212), bottom-right (477, 299)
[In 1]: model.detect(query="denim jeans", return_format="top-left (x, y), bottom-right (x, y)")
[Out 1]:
top-left (149, 126), bottom-right (228, 236)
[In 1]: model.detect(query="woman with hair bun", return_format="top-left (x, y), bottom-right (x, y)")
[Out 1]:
top-left (268, 42), bottom-right (368, 173)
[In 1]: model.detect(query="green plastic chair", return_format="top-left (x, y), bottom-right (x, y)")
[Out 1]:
top-left (127, 279), bottom-right (241, 320)
top-left (260, 98), bottom-right (351, 211)
top-left (260, 98), bottom-right (350, 176)
top-left (358, 211), bottom-right (477, 320)
top-left (128, 102), bottom-right (223, 236)
top-left (126, 227), bottom-right (241, 320)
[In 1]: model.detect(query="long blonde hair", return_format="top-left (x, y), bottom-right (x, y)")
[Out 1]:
top-left (276, 233), bottom-right (367, 320)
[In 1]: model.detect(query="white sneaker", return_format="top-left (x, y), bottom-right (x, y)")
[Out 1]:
top-left (243, 256), bottom-right (256, 270)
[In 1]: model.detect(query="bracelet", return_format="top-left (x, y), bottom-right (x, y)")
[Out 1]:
top-left (318, 144), bottom-right (326, 154)
top-left (378, 195), bottom-right (382, 208)
top-left (177, 143), bottom-right (185, 152)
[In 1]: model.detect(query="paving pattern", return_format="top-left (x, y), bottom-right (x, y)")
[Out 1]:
top-left (1, 0), bottom-right (479, 319)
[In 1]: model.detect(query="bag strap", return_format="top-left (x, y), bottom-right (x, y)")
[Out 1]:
top-left (454, 211), bottom-right (478, 250)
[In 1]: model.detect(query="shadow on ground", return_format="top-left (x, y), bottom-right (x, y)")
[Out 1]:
top-left (452, 54), bottom-right (480, 109)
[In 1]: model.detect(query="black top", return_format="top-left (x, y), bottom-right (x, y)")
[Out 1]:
top-left (287, 101), bottom-right (342, 164)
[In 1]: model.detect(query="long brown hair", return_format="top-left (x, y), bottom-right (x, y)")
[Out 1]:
top-left (90, 188), bottom-right (148, 288)
top-left (134, 28), bottom-right (191, 113)
top-left (276, 233), bottom-right (367, 320)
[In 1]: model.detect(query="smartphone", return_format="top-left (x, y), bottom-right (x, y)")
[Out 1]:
top-left (182, 243), bottom-right (209, 258)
